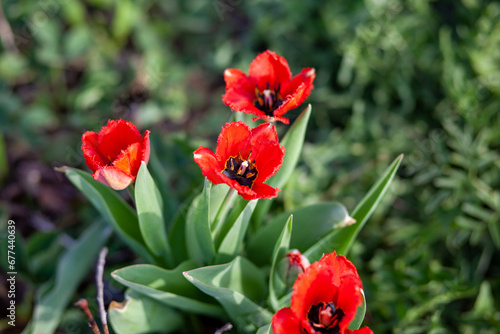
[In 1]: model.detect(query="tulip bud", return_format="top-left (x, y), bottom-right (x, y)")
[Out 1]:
top-left (279, 250), bottom-right (311, 287)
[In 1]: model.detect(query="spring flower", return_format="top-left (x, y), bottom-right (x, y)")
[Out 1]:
top-left (272, 252), bottom-right (373, 334)
top-left (193, 121), bottom-right (284, 200)
top-left (222, 50), bottom-right (315, 124)
top-left (81, 119), bottom-right (150, 190)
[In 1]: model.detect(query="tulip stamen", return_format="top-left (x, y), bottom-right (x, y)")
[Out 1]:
top-left (307, 302), bottom-right (344, 334)
top-left (222, 151), bottom-right (258, 188)
top-left (254, 83), bottom-right (282, 116)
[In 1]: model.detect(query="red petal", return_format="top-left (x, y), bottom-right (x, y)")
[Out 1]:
top-left (336, 275), bottom-right (363, 332)
top-left (251, 114), bottom-right (290, 125)
top-left (290, 252), bottom-right (363, 324)
top-left (274, 83), bottom-right (308, 118)
top-left (82, 131), bottom-right (105, 172)
top-left (224, 68), bottom-right (254, 93)
top-left (97, 119), bottom-right (143, 162)
top-left (248, 50), bottom-right (291, 91)
top-left (113, 142), bottom-right (141, 177)
top-left (224, 178), bottom-right (259, 200)
top-left (215, 122), bottom-right (251, 163)
top-left (249, 122), bottom-right (279, 143)
top-left (272, 308), bottom-right (302, 334)
top-left (248, 125), bottom-right (284, 183)
top-left (250, 182), bottom-right (279, 200)
top-left (291, 260), bottom-right (339, 320)
top-left (222, 88), bottom-right (266, 117)
top-left (193, 147), bottom-right (227, 185)
top-left (142, 130), bottom-right (151, 165)
top-left (282, 68), bottom-right (315, 99)
top-left (93, 166), bottom-right (134, 190)
top-left (346, 327), bottom-right (374, 334)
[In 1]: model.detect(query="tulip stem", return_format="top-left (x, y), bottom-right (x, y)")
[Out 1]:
top-left (211, 188), bottom-right (237, 239)
top-left (126, 184), bottom-right (135, 206)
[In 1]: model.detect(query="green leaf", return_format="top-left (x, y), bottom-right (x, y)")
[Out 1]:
top-left (135, 162), bottom-right (174, 266)
top-left (269, 215), bottom-right (293, 312)
top-left (304, 154), bottom-right (403, 261)
top-left (63, 167), bottom-right (153, 262)
top-left (253, 105), bottom-right (312, 225)
top-left (184, 256), bottom-right (272, 332)
top-left (168, 194), bottom-right (196, 264)
top-left (247, 202), bottom-right (351, 266)
top-left (348, 289), bottom-right (366, 330)
top-left (473, 281), bottom-right (494, 317)
top-left (109, 289), bottom-right (183, 334)
top-left (216, 200), bottom-right (258, 263)
top-left (24, 222), bottom-right (111, 334)
top-left (186, 178), bottom-right (215, 265)
top-left (257, 324), bottom-right (273, 334)
top-left (111, 261), bottom-right (223, 317)
top-left (210, 183), bottom-right (231, 223)
top-left (270, 104), bottom-right (312, 189)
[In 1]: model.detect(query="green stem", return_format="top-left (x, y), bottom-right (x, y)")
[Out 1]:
top-left (126, 184), bottom-right (135, 207)
top-left (211, 188), bottom-right (237, 239)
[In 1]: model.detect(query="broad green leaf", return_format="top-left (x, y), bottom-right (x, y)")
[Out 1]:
top-left (212, 188), bottom-right (238, 239)
top-left (216, 200), bottom-right (258, 263)
top-left (135, 162), bottom-right (174, 266)
top-left (210, 183), bottom-right (231, 223)
top-left (148, 145), bottom-right (178, 225)
top-left (184, 256), bottom-right (272, 332)
top-left (186, 178), bottom-right (215, 265)
top-left (111, 261), bottom-right (223, 317)
top-left (213, 192), bottom-right (244, 246)
top-left (168, 194), bottom-right (197, 264)
top-left (24, 222), bottom-right (111, 334)
top-left (348, 289), bottom-right (367, 330)
top-left (63, 167), bottom-right (153, 262)
top-left (253, 105), bottom-right (312, 225)
top-left (248, 202), bottom-right (351, 266)
top-left (257, 324), bottom-right (273, 334)
top-left (269, 215), bottom-right (293, 312)
top-left (305, 154), bottom-right (403, 261)
top-left (109, 289), bottom-right (183, 334)
top-left (269, 104), bottom-right (312, 189)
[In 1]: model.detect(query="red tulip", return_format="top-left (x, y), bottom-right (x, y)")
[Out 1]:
top-left (193, 121), bottom-right (284, 201)
top-left (222, 50), bottom-right (315, 124)
top-left (272, 252), bottom-right (373, 334)
top-left (81, 119), bottom-right (150, 190)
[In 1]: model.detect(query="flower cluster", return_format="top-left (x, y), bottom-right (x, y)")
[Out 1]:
top-left (77, 51), bottom-right (376, 334)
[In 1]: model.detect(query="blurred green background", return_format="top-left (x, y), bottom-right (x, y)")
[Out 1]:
top-left (1, 0), bottom-right (499, 333)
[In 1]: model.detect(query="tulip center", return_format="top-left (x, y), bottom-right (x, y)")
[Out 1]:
top-left (254, 83), bottom-right (282, 116)
top-left (222, 151), bottom-right (258, 188)
top-left (307, 302), bottom-right (344, 334)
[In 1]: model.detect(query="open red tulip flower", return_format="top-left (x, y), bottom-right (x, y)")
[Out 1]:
top-left (82, 119), bottom-right (150, 190)
top-left (193, 121), bottom-right (284, 201)
top-left (222, 50), bottom-right (315, 124)
top-left (272, 252), bottom-right (373, 334)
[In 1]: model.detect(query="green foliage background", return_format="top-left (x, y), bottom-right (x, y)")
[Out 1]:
top-left (1, 0), bottom-right (499, 333)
